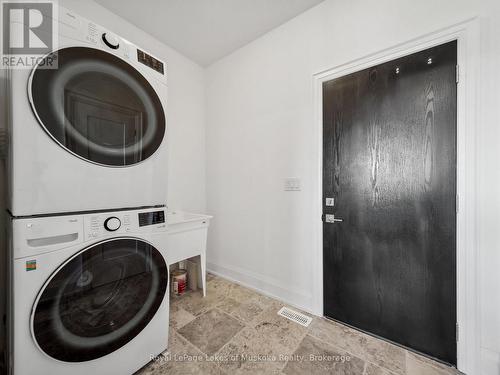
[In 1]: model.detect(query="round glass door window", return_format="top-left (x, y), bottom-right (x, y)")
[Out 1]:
top-left (32, 238), bottom-right (168, 362)
top-left (29, 47), bottom-right (166, 166)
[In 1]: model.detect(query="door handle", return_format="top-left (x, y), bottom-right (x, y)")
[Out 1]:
top-left (323, 214), bottom-right (343, 223)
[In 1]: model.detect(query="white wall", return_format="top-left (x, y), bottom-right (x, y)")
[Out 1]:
top-left (59, 0), bottom-right (207, 213)
top-left (205, 0), bottom-right (500, 374)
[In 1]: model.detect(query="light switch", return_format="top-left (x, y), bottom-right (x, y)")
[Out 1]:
top-left (284, 178), bottom-right (301, 191)
top-left (326, 198), bottom-right (334, 206)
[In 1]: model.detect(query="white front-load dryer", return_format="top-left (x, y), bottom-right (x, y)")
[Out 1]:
top-left (7, 6), bottom-right (168, 216)
top-left (7, 207), bottom-right (170, 375)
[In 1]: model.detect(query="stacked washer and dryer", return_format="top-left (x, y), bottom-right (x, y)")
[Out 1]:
top-left (6, 7), bottom-right (171, 375)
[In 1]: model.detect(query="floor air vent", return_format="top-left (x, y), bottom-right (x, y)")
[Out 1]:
top-left (277, 307), bottom-right (312, 327)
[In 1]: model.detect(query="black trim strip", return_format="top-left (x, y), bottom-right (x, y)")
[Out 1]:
top-left (7, 204), bottom-right (166, 219)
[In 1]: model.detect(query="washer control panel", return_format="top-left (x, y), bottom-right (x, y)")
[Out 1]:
top-left (138, 210), bottom-right (165, 227)
top-left (84, 208), bottom-right (166, 240)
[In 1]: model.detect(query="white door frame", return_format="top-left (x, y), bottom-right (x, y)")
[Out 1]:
top-left (312, 19), bottom-right (480, 374)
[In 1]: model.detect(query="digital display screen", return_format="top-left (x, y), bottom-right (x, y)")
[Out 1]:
top-left (137, 49), bottom-right (164, 75)
top-left (138, 211), bottom-right (165, 227)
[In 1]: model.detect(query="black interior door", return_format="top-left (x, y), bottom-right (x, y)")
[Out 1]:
top-left (322, 41), bottom-right (457, 365)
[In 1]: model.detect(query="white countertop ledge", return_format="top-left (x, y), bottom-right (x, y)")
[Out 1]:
top-left (166, 211), bottom-right (213, 226)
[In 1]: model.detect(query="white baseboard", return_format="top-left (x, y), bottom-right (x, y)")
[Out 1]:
top-left (481, 347), bottom-right (500, 375)
top-left (207, 261), bottom-right (317, 316)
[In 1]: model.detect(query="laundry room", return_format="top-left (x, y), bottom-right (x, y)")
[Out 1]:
top-left (1, 0), bottom-right (500, 374)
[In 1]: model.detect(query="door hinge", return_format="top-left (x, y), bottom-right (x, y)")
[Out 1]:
top-left (456, 64), bottom-right (459, 84)
top-left (321, 214), bottom-right (325, 222)
top-left (456, 322), bottom-right (459, 342)
top-left (0, 128), bottom-right (8, 159)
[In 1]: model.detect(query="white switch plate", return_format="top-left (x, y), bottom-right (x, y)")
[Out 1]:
top-left (326, 198), bottom-right (334, 206)
top-left (284, 178), bottom-right (301, 191)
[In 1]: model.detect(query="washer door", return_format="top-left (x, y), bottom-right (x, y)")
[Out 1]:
top-left (29, 47), bottom-right (166, 167)
top-left (32, 238), bottom-right (168, 362)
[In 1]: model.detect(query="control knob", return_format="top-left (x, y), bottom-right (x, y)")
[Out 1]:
top-left (104, 216), bottom-right (121, 231)
top-left (102, 33), bottom-right (120, 49)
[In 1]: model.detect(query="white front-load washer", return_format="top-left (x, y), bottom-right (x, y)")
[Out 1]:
top-left (7, 6), bottom-right (169, 216)
top-left (7, 207), bottom-right (170, 375)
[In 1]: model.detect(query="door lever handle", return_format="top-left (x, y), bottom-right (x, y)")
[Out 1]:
top-left (324, 214), bottom-right (343, 223)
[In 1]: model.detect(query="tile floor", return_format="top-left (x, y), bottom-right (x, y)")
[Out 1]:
top-left (137, 274), bottom-right (461, 375)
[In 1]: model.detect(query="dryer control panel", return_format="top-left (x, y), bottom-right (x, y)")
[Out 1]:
top-left (137, 49), bottom-right (164, 74)
top-left (53, 6), bottom-right (167, 84)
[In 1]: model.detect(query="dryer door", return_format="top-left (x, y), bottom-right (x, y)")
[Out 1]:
top-left (32, 238), bottom-right (169, 362)
top-left (29, 47), bottom-right (166, 167)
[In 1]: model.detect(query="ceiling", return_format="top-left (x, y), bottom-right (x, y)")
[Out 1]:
top-left (94, 0), bottom-right (325, 66)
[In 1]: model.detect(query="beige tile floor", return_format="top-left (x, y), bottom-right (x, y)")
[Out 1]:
top-left (137, 274), bottom-right (461, 375)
